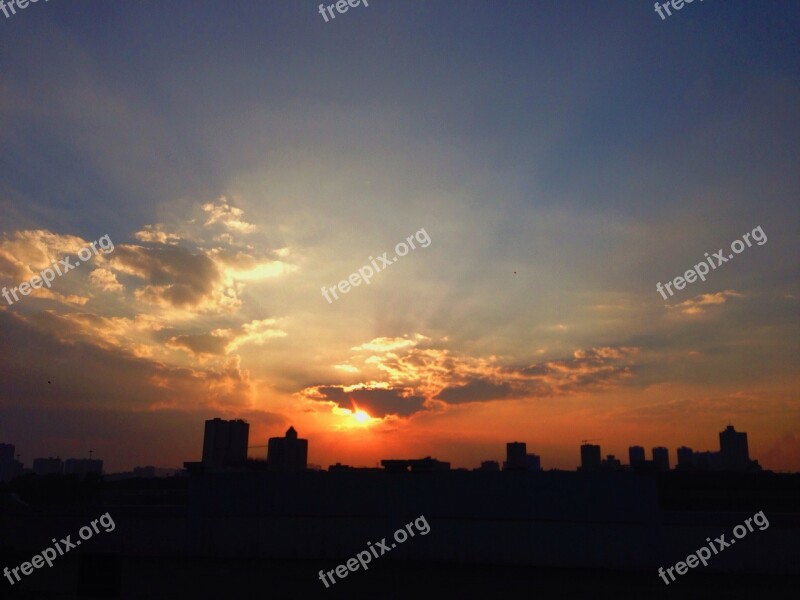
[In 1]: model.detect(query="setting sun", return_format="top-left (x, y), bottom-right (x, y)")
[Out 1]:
top-left (353, 410), bottom-right (371, 423)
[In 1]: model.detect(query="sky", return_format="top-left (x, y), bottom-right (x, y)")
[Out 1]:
top-left (1, 0), bottom-right (798, 473)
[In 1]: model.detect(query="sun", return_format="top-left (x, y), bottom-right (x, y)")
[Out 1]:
top-left (353, 410), bottom-right (371, 423)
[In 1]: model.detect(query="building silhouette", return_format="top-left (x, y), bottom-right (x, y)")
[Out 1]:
top-left (505, 442), bottom-right (527, 470)
top-left (628, 446), bottom-right (645, 467)
top-left (64, 458), bottom-right (103, 478)
top-left (476, 460), bottom-right (500, 472)
top-left (676, 446), bottom-right (694, 470)
top-left (720, 425), bottom-right (750, 471)
top-left (652, 447), bottom-right (669, 471)
top-left (0, 443), bottom-right (23, 482)
top-left (202, 418), bottom-right (249, 468)
top-left (267, 426), bottom-right (308, 472)
top-left (579, 444), bottom-right (601, 472)
top-left (601, 455), bottom-right (623, 471)
top-left (526, 453), bottom-right (542, 472)
top-left (381, 456), bottom-right (450, 473)
top-left (33, 457), bottom-right (64, 475)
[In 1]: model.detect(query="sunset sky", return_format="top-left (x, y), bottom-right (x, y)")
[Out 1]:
top-left (1, 1), bottom-right (798, 473)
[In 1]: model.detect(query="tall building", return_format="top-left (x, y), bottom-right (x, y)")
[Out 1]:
top-left (267, 426), bottom-right (308, 472)
top-left (0, 443), bottom-right (14, 463)
top-left (676, 446), bottom-right (694, 471)
top-left (719, 425), bottom-right (750, 471)
top-left (0, 443), bottom-right (23, 483)
top-left (202, 418), bottom-right (249, 468)
top-left (504, 442), bottom-right (527, 471)
top-left (525, 453), bottom-right (542, 472)
top-left (652, 447), bottom-right (669, 471)
top-left (628, 446), bottom-right (645, 467)
top-left (33, 457), bottom-right (64, 475)
top-left (579, 444), bottom-right (601, 472)
top-left (64, 458), bottom-right (103, 477)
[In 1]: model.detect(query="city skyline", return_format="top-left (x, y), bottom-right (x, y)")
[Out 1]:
top-left (0, 420), bottom-right (776, 477)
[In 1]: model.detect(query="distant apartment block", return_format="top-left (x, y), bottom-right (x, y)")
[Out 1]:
top-left (525, 453), bottom-right (542, 472)
top-left (652, 447), bottom-right (669, 471)
top-left (504, 442), bottom-right (527, 470)
top-left (202, 418), bottom-right (249, 468)
top-left (64, 458), bottom-right (103, 478)
top-left (381, 456), bottom-right (450, 473)
top-left (720, 425), bottom-right (750, 471)
top-left (676, 446), bottom-right (694, 470)
top-left (628, 445), bottom-right (645, 467)
top-left (0, 442), bottom-right (23, 482)
top-left (33, 457), bottom-right (64, 475)
top-left (601, 455), bottom-right (623, 471)
top-left (579, 444), bottom-right (601, 472)
top-left (476, 460), bottom-right (500, 472)
top-left (267, 426), bottom-right (308, 472)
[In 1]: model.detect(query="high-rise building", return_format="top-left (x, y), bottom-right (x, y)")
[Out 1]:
top-left (676, 446), bottom-right (694, 470)
top-left (0, 443), bottom-right (23, 482)
top-left (579, 444), bottom-right (601, 471)
top-left (267, 426), bottom-right (308, 472)
top-left (0, 443), bottom-right (14, 463)
top-left (525, 453), bottom-right (542, 472)
top-left (504, 442), bottom-right (527, 471)
top-left (202, 418), bottom-right (249, 468)
top-left (652, 447), bottom-right (669, 471)
top-left (719, 425), bottom-right (750, 471)
top-left (64, 458), bottom-right (103, 477)
top-left (628, 446), bottom-right (645, 467)
top-left (33, 457), bottom-right (64, 475)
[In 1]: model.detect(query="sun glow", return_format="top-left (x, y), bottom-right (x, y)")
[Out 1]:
top-left (353, 410), bottom-right (371, 423)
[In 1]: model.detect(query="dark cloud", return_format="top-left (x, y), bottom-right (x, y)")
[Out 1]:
top-left (167, 332), bottom-right (229, 356)
top-left (0, 310), bottom-right (251, 411)
top-left (109, 245), bottom-right (220, 309)
top-left (435, 379), bottom-right (515, 403)
top-left (312, 386), bottom-right (426, 418)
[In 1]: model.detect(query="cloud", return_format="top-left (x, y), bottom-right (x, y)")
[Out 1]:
top-left (167, 318), bottom-right (287, 357)
top-left (670, 290), bottom-right (743, 315)
top-left (303, 385), bottom-right (426, 418)
top-left (300, 335), bottom-right (638, 418)
top-left (0, 310), bottom-right (254, 412)
top-left (0, 230), bottom-right (90, 282)
top-left (109, 244), bottom-right (225, 311)
top-left (133, 224), bottom-right (182, 245)
top-left (202, 197), bottom-right (255, 233)
top-left (89, 268), bottom-right (123, 292)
